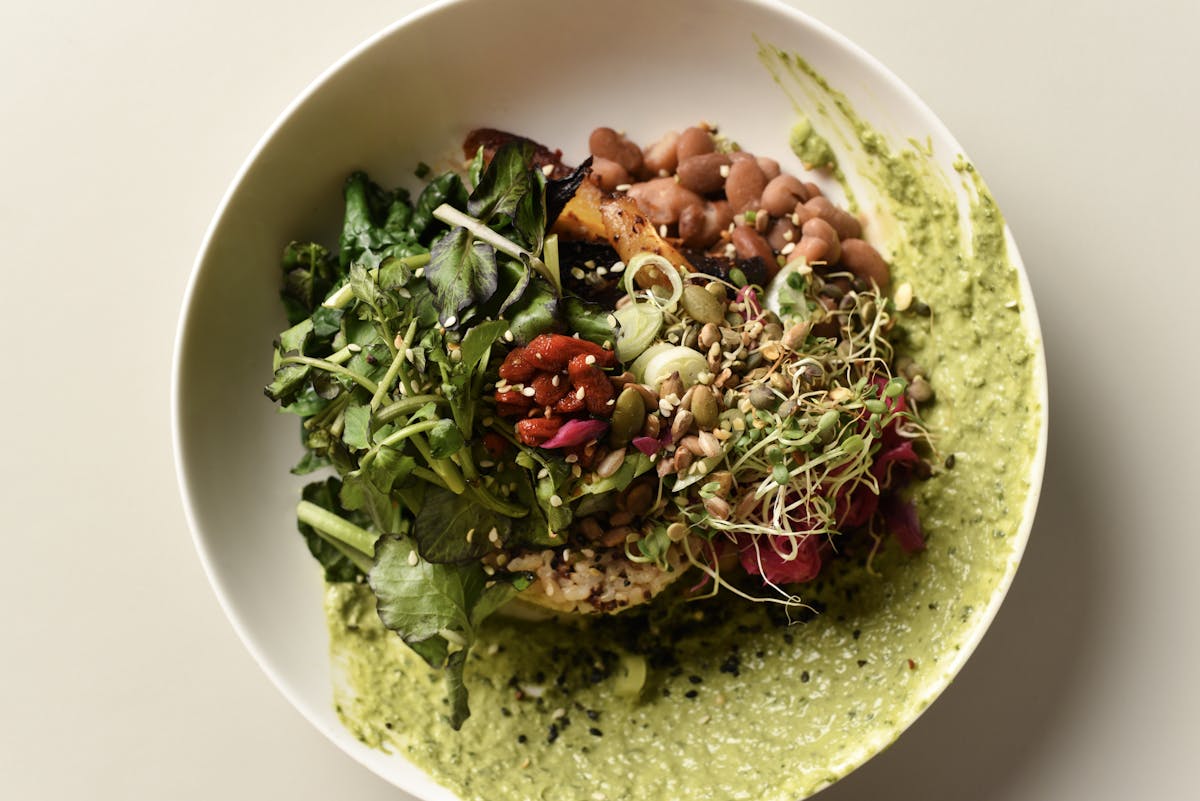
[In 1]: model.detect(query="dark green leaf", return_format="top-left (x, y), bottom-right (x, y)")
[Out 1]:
top-left (265, 363), bottom-right (309, 403)
top-left (563, 295), bottom-right (617, 347)
top-left (290, 449), bottom-right (330, 475)
top-left (410, 486), bottom-right (517, 564)
top-left (341, 404), bottom-right (372, 450)
top-left (428, 419), bottom-right (465, 459)
top-left (411, 172), bottom-right (468, 237)
top-left (426, 227), bottom-right (498, 324)
top-left (445, 649), bottom-right (470, 729)
top-left (467, 141), bottom-right (537, 222)
top-left (311, 306), bottom-right (343, 339)
top-left (503, 275), bottom-right (559, 344)
top-left (279, 318), bottom-right (313, 354)
top-left (459, 319), bottom-right (510, 373)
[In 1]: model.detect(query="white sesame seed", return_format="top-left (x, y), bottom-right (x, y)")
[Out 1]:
top-left (606, 398), bottom-right (615, 406)
top-left (606, 314), bottom-right (618, 327)
top-left (521, 386), bottom-right (536, 397)
top-left (550, 494), bottom-right (563, 507)
top-left (414, 267), bottom-right (425, 278)
top-left (596, 266), bottom-right (608, 276)
top-left (443, 315), bottom-right (457, 327)
top-left (466, 528), bottom-right (475, 542)
top-left (504, 329), bottom-right (514, 342)
top-left (584, 354), bottom-right (596, 365)
top-left (611, 261), bottom-right (625, 273)
top-left (585, 259), bottom-right (596, 269)
top-left (718, 164), bottom-right (730, 178)
top-left (551, 374), bottom-right (561, 387)
top-left (781, 241), bottom-right (796, 255)
top-left (483, 565), bottom-right (495, 576)
top-left (602, 340), bottom-right (611, 349)
top-left (407, 550), bottom-right (419, 566)
top-left (541, 163), bottom-right (555, 176)
top-left (564, 454), bottom-right (579, 464)
top-left (783, 229), bottom-right (795, 242)
top-left (659, 224), bottom-right (669, 237)
top-left (571, 464), bottom-right (582, 478)
top-left (576, 386), bottom-right (586, 399)
top-left (537, 467), bottom-right (549, 479)
top-left (570, 267), bottom-right (586, 280)
top-left (488, 527), bottom-right (500, 543)
top-left (479, 460), bottom-right (495, 469)
top-left (614, 183), bottom-right (632, 192)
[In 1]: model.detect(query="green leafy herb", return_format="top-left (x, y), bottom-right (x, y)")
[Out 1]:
top-left (426, 227), bottom-right (499, 325)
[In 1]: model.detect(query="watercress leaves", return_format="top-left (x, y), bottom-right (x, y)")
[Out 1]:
top-left (297, 479), bottom-right (367, 583)
top-left (426, 227), bottom-right (498, 325)
top-left (368, 534), bottom-right (527, 728)
top-left (411, 486), bottom-right (517, 564)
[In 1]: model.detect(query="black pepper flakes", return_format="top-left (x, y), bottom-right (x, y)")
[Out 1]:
top-left (945, 453), bottom-right (956, 469)
top-left (586, 709), bottom-right (600, 722)
top-left (547, 724), bottom-right (559, 744)
top-left (517, 734), bottom-right (527, 744)
top-left (800, 670), bottom-right (810, 683)
top-left (688, 675), bottom-right (703, 685)
top-left (685, 690), bottom-right (699, 699)
top-left (720, 654), bottom-right (742, 677)
top-left (589, 727), bottom-right (603, 737)
top-left (857, 659), bottom-right (868, 668)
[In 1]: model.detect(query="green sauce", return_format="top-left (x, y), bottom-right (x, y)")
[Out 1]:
top-left (324, 44), bottom-right (1042, 801)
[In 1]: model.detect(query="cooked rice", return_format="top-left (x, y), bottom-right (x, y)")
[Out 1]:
top-left (505, 542), bottom-right (689, 615)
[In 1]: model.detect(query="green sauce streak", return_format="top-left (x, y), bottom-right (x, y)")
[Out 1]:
top-left (324, 43), bottom-right (1043, 801)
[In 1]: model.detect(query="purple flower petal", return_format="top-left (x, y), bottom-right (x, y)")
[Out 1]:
top-left (632, 436), bottom-right (662, 456)
top-left (540, 419), bottom-right (609, 449)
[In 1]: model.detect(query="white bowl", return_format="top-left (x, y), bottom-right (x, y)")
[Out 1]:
top-left (173, 0), bottom-right (1047, 798)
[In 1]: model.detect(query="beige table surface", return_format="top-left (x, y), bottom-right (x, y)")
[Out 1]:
top-left (4, 1), bottom-right (1198, 798)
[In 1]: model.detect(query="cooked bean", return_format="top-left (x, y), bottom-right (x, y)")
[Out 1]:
top-left (800, 217), bottom-right (841, 263)
top-left (756, 156), bottom-right (781, 180)
top-left (803, 182), bottom-right (823, 198)
top-left (589, 157), bottom-right (631, 192)
top-left (642, 130), bottom-right (680, 177)
top-left (804, 196), bottom-right (862, 240)
top-left (678, 200), bottom-right (733, 249)
top-left (588, 127), bottom-right (643, 175)
top-left (792, 200), bottom-right (817, 226)
top-left (765, 217), bottom-right (799, 251)
top-left (789, 235), bottom-right (831, 264)
top-left (839, 238), bottom-right (891, 289)
top-left (725, 158), bottom-right (767, 213)
top-left (626, 178), bottom-right (704, 226)
top-left (676, 126), bottom-right (715, 162)
top-left (761, 174), bottom-right (810, 217)
top-left (676, 152), bottom-right (731, 194)
top-left (731, 225), bottom-right (777, 273)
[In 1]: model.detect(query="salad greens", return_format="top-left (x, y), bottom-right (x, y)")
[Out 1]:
top-left (266, 143), bottom-right (610, 728)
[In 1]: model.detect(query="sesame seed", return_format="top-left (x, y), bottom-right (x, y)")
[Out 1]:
top-left (407, 550), bottom-right (419, 566)
top-left (550, 495), bottom-right (563, 507)
top-left (479, 460), bottom-right (495, 469)
top-left (414, 267), bottom-right (425, 278)
top-left (596, 266), bottom-right (608, 276)
top-left (576, 387), bottom-right (586, 400)
top-left (521, 386), bottom-right (536, 397)
top-left (611, 261), bottom-right (625, 273)
top-left (783, 229), bottom-right (795, 242)
top-left (570, 267), bottom-right (586, 280)
top-left (571, 464), bottom-right (582, 478)
top-left (488, 527), bottom-right (500, 543)
top-left (614, 183), bottom-right (632, 192)
top-left (790, 212), bottom-right (801, 225)
top-left (551, 374), bottom-right (561, 387)
top-left (659, 224), bottom-right (669, 237)
top-left (585, 259), bottom-right (596, 269)
top-left (444, 315), bottom-right (457, 327)
top-left (584, 354), bottom-right (596, 365)
top-left (564, 454), bottom-right (579, 464)
top-left (781, 241), bottom-right (796, 255)
top-left (605, 314), bottom-right (618, 327)
top-left (537, 468), bottom-right (550, 479)
top-left (504, 329), bottom-right (514, 342)
top-left (541, 163), bottom-right (555, 176)
top-left (718, 164), bottom-right (730, 178)
top-left (466, 528), bottom-right (475, 542)
top-left (347, 343), bottom-right (362, 353)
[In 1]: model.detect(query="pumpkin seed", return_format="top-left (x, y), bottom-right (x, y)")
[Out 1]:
top-left (690, 385), bottom-right (719, 428)
top-left (681, 284), bottom-right (726, 325)
top-left (609, 387), bottom-right (646, 447)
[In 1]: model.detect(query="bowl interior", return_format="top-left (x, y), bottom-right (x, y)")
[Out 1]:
top-left (174, 0), bottom-right (1045, 797)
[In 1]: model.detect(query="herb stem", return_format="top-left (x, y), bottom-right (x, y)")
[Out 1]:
top-left (432, 203), bottom-right (559, 294)
top-left (376, 394), bottom-right (446, 424)
top-left (296, 500), bottom-right (377, 559)
top-left (280, 356), bottom-right (378, 394)
top-left (369, 320), bottom-right (418, 411)
top-left (323, 283), bottom-right (354, 309)
top-left (409, 434), bottom-right (467, 494)
top-left (468, 484), bottom-right (528, 517)
top-left (411, 466), bottom-right (449, 488)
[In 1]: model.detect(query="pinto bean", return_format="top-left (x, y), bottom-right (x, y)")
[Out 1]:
top-left (626, 177), bottom-right (704, 227)
top-left (732, 225), bottom-right (779, 278)
top-left (676, 126), bottom-right (716, 162)
top-left (804, 182), bottom-right (823, 199)
top-left (839, 238), bottom-right (891, 289)
top-left (725, 158), bottom-right (768, 214)
top-left (792, 200), bottom-right (817, 226)
top-left (765, 216), bottom-right (800, 251)
top-left (676, 152), bottom-right (732, 194)
top-left (679, 200), bottom-right (733, 249)
top-left (801, 217), bottom-right (841, 263)
top-left (788, 235), bottom-right (832, 265)
top-left (588, 157), bottom-right (631, 191)
top-left (588, 127), bottom-right (644, 175)
top-left (756, 156), bottom-right (781, 180)
top-left (642, 130), bottom-right (681, 177)
top-left (761, 174), bottom-right (810, 217)
top-left (803, 196), bottom-right (862, 240)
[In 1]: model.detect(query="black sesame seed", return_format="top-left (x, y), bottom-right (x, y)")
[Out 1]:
top-left (685, 690), bottom-right (699, 699)
top-left (857, 659), bottom-right (868, 668)
top-left (517, 734), bottom-right (527, 744)
top-left (688, 675), bottom-right (703, 685)
top-left (586, 709), bottom-right (600, 721)
top-left (547, 724), bottom-right (559, 744)
top-left (589, 727), bottom-right (603, 737)
top-left (800, 670), bottom-right (810, 683)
